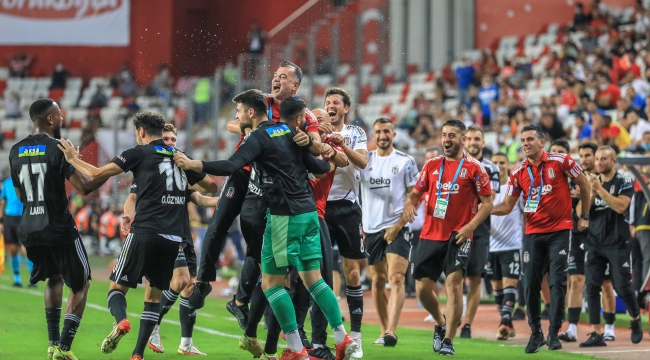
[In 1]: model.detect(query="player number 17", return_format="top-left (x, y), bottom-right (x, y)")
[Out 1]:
top-left (18, 163), bottom-right (47, 202)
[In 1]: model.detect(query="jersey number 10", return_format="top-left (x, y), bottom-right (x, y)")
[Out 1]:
top-left (159, 158), bottom-right (187, 191)
top-left (18, 163), bottom-right (47, 202)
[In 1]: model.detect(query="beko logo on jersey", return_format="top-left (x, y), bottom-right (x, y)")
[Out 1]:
top-left (369, 177), bottom-right (391, 185)
top-left (530, 184), bottom-right (553, 195)
top-left (594, 197), bottom-right (609, 208)
top-left (436, 182), bottom-right (460, 191)
top-left (161, 195), bottom-right (186, 205)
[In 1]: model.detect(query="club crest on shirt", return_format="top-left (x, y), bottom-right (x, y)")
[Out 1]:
top-left (225, 187), bottom-right (235, 198)
top-left (344, 136), bottom-right (351, 146)
top-left (392, 166), bottom-right (399, 174)
top-left (523, 251), bottom-right (530, 263)
top-left (460, 168), bottom-right (468, 179)
top-left (547, 168), bottom-right (555, 179)
top-left (610, 185), bottom-right (615, 194)
top-left (514, 252), bottom-right (520, 262)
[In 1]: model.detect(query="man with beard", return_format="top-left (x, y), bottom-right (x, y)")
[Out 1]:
top-left (57, 111), bottom-right (208, 360)
top-left (360, 118), bottom-right (419, 347)
top-left (190, 61), bottom-right (322, 316)
top-left (492, 124), bottom-right (590, 354)
top-left (323, 87), bottom-right (368, 359)
top-left (403, 119), bottom-right (494, 355)
top-left (488, 152), bottom-right (523, 340)
top-left (578, 146), bottom-right (644, 347)
top-left (10, 99), bottom-right (107, 360)
top-left (459, 125), bottom-right (500, 339)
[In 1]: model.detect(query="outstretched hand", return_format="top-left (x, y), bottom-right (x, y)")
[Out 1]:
top-left (57, 139), bottom-right (80, 163)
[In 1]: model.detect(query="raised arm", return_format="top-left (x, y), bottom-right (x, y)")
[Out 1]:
top-left (67, 171), bottom-right (109, 195)
top-left (58, 139), bottom-right (123, 181)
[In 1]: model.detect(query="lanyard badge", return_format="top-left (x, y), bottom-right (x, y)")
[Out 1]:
top-left (524, 164), bottom-right (544, 213)
top-left (433, 155), bottom-right (466, 219)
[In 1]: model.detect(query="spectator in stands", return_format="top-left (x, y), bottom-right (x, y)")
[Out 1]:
top-left (624, 109), bottom-right (650, 145)
top-left (641, 131), bottom-right (650, 151)
top-left (595, 114), bottom-right (630, 150)
top-left (455, 57), bottom-right (475, 106)
top-left (594, 72), bottom-right (620, 110)
top-left (539, 112), bottom-right (567, 141)
top-left (194, 76), bottom-right (211, 125)
top-left (478, 74), bottom-right (498, 127)
top-left (148, 63), bottom-right (173, 103)
top-left (220, 62), bottom-right (237, 103)
top-left (248, 20), bottom-right (265, 77)
top-left (411, 113), bottom-right (436, 148)
top-left (634, 7), bottom-right (650, 35)
top-left (88, 84), bottom-right (108, 110)
top-left (574, 114), bottom-right (593, 142)
top-left (49, 62), bottom-right (68, 89)
top-left (317, 49), bottom-right (334, 76)
top-left (6, 52), bottom-right (33, 78)
top-left (4, 90), bottom-right (21, 119)
top-left (573, 3), bottom-right (592, 30)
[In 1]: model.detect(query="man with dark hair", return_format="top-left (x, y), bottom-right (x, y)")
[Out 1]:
top-left (57, 111), bottom-right (210, 360)
top-left (324, 86), bottom-right (368, 358)
top-left (403, 119), bottom-right (494, 355)
top-left (10, 98), bottom-right (108, 360)
top-left (191, 63), bottom-right (323, 319)
top-left (459, 125), bottom-right (500, 339)
top-left (173, 96), bottom-right (359, 360)
top-left (488, 152), bottom-right (523, 340)
top-left (492, 124), bottom-right (591, 354)
top-left (360, 117), bottom-right (419, 346)
top-left (120, 122), bottom-right (219, 356)
top-left (549, 139), bottom-right (571, 154)
top-left (579, 146), bottom-right (644, 347)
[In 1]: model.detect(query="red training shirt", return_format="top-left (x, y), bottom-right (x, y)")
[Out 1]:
top-left (506, 151), bottom-right (582, 235)
top-left (415, 154), bottom-right (492, 241)
top-left (309, 142), bottom-right (344, 218)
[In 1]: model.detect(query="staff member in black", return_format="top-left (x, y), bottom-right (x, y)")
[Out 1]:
top-left (578, 146), bottom-right (644, 347)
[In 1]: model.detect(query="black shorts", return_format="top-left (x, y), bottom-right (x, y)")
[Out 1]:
top-left (174, 240), bottom-right (198, 276)
top-left (26, 237), bottom-right (91, 293)
top-left (240, 198), bottom-right (267, 264)
top-left (567, 232), bottom-right (587, 276)
top-left (325, 200), bottom-right (367, 260)
top-left (366, 227), bottom-right (411, 265)
top-left (486, 250), bottom-right (521, 281)
top-left (412, 232), bottom-right (471, 280)
top-left (467, 233), bottom-right (489, 277)
top-left (110, 233), bottom-right (182, 290)
top-left (3, 215), bottom-right (21, 245)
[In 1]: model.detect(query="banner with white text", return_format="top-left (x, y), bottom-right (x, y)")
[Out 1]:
top-left (0, 0), bottom-right (130, 46)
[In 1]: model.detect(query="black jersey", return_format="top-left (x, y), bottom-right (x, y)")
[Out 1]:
top-left (245, 163), bottom-right (266, 201)
top-left (9, 134), bottom-right (78, 246)
top-left (587, 172), bottom-right (634, 248)
top-left (129, 179), bottom-right (197, 243)
top-left (474, 157), bottom-right (500, 237)
top-left (114, 139), bottom-right (204, 237)
top-left (201, 121), bottom-right (331, 216)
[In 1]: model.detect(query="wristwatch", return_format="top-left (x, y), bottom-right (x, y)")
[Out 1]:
top-left (581, 214), bottom-right (590, 220)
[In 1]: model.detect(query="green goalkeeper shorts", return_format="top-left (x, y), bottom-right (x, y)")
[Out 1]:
top-left (261, 209), bottom-right (322, 275)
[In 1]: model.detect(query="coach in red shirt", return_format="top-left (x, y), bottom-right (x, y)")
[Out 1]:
top-left (403, 119), bottom-right (493, 356)
top-left (492, 124), bottom-right (590, 354)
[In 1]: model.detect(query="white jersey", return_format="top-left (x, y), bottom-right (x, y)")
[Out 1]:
top-left (411, 196), bottom-right (427, 231)
top-left (327, 124), bottom-right (368, 203)
top-left (490, 183), bottom-right (525, 252)
top-left (360, 149), bottom-right (419, 233)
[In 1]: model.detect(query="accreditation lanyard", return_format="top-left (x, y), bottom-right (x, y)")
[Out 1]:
top-left (524, 164), bottom-right (544, 213)
top-left (433, 154), bottom-right (466, 219)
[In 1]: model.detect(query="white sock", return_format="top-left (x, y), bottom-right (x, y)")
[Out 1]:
top-left (313, 343), bottom-right (324, 349)
top-left (604, 324), bottom-right (615, 333)
top-left (286, 330), bottom-right (303, 352)
top-left (180, 337), bottom-right (192, 347)
top-left (568, 324), bottom-right (577, 335)
top-left (334, 326), bottom-right (349, 344)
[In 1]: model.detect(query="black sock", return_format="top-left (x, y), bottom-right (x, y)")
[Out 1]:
top-left (544, 303), bottom-right (550, 310)
top-left (58, 314), bottom-right (81, 351)
top-left (159, 289), bottom-right (179, 324)
top-left (501, 287), bottom-right (517, 323)
top-left (45, 308), bottom-right (61, 346)
top-left (346, 285), bottom-right (363, 333)
top-left (264, 309), bottom-right (281, 355)
top-left (245, 283), bottom-right (267, 338)
top-left (567, 307), bottom-right (581, 324)
top-left (494, 290), bottom-right (504, 311)
top-left (107, 289), bottom-right (127, 323)
top-left (179, 297), bottom-right (196, 338)
top-left (603, 312), bottom-right (616, 325)
top-left (133, 302), bottom-right (161, 357)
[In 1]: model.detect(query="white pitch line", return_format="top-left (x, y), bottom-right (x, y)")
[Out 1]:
top-left (572, 349), bottom-right (650, 354)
